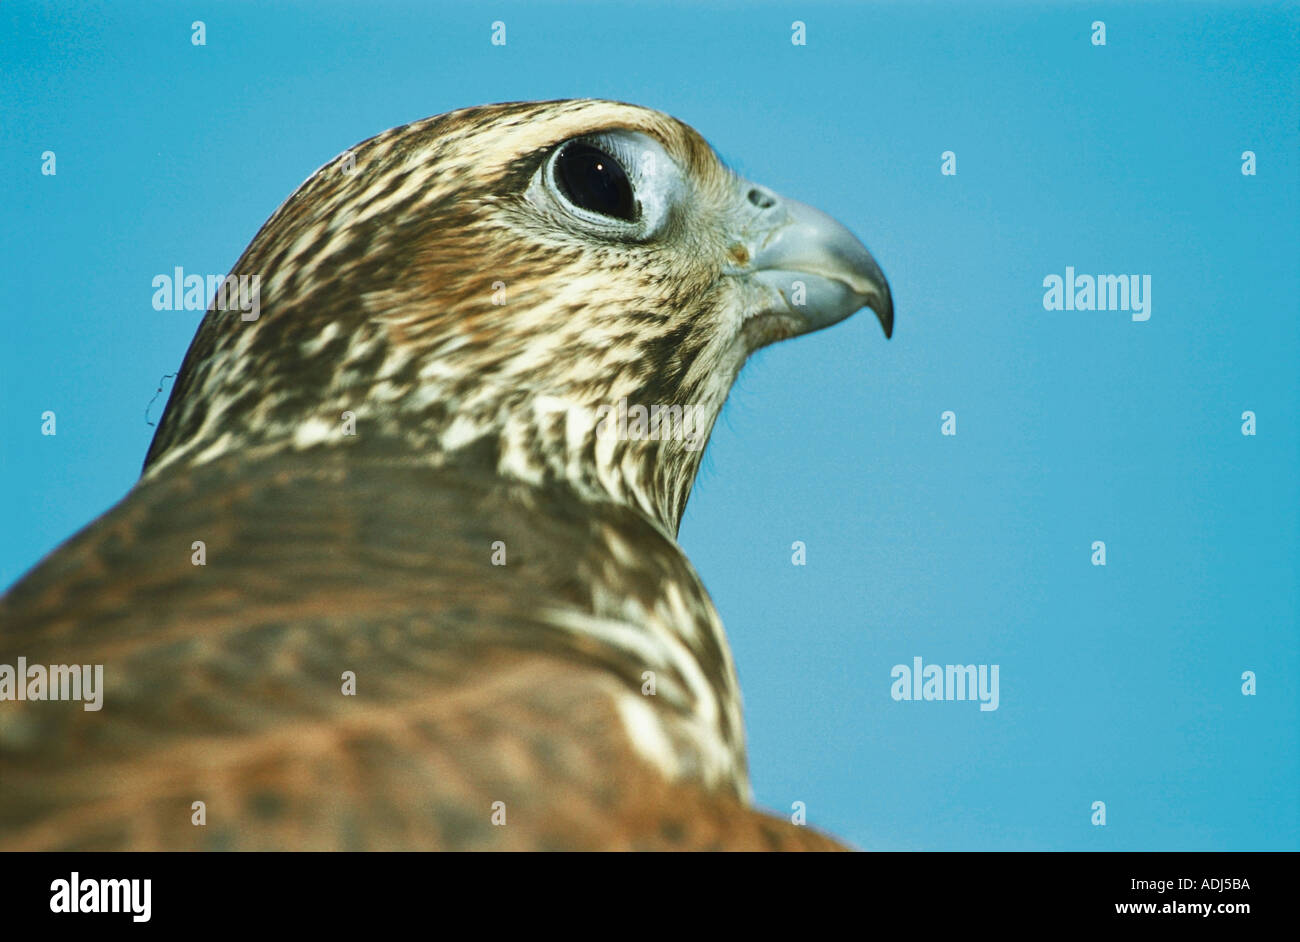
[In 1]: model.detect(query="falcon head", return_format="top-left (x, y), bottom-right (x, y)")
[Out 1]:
top-left (145, 99), bottom-right (892, 533)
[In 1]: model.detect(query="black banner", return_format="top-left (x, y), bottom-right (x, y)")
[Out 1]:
top-left (2, 851), bottom-right (1283, 929)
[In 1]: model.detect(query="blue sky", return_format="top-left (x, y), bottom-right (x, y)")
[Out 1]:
top-left (2, 1), bottom-right (1297, 850)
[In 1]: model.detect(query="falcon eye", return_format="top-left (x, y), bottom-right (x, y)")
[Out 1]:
top-left (531, 130), bottom-right (677, 237)
top-left (551, 141), bottom-right (639, 222)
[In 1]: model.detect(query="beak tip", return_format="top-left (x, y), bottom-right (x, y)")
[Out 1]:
top-left (871, 291), bottom-right (894, 340)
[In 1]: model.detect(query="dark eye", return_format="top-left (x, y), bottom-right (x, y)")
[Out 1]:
top-left (552, 141), bottom-right (638, 222)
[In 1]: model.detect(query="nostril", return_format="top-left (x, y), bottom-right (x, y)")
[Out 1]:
top-left (747, 187), bottom-right (776, 210)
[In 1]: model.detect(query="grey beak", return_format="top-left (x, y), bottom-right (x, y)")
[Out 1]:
top-left (741, 186), bottom-right (893, 339)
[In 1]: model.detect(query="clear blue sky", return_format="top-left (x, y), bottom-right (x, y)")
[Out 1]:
top-left (2, 1), bottom-right (1296, 850)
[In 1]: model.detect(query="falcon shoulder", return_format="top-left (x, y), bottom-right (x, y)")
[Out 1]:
top-left (0, 449), bottom-right (841, 850)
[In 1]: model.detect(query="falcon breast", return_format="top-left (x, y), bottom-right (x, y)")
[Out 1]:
top-left (0, 99), bottom-right (892, 851)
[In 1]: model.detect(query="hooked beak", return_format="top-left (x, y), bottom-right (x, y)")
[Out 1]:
top-left (731, 182), bottom-right (893, 340)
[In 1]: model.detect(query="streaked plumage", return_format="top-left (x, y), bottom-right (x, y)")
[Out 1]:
top-left (0, 99), bottom-right (891, 850)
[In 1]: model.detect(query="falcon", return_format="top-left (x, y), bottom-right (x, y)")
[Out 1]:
top-left (0, 100), bottom-right (892, 851)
